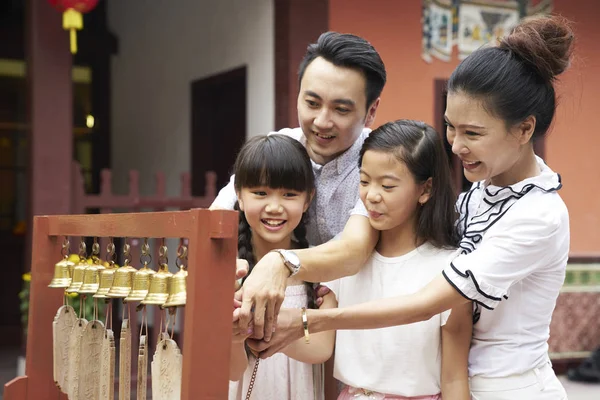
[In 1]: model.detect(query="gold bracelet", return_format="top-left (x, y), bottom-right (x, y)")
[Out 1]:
top-left (301, 307), bottom-right (310, 344)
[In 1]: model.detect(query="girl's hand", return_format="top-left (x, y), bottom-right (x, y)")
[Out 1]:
top-left (246, 308), bottom-right (304, 358)
top-left (233, 298), bottom-right (242, 321)
top-left (232, 327), bottom-right (253, 344)
top-left (314, 284), bottom-right (331, 307)
top-left (232, 308), bottom-right (253, 344)
top-left (234, 259), bottom-right (250, 291)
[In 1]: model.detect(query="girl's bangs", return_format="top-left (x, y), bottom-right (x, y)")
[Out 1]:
top-left (235, 137), bottom-right (313, 193)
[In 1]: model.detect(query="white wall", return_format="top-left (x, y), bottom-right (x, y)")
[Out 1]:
top-left (108, 0), bottom-right (274, 196)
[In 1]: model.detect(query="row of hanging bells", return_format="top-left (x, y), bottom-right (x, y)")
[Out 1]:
top-left (48, 238), bottom-right (187, 308)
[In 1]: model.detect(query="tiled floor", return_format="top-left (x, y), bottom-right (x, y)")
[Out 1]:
top-left (0, 348), bottom-right (20, 400)
top-left (559, 376), bottom-right (600, 400)
top-left (1, 348), bottom-right (600, 399)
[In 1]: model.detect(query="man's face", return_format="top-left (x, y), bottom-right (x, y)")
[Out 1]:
top-left (297, 57), bottom-right (379, 165)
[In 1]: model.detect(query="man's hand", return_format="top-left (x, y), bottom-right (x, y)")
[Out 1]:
top-left (239, 251), bottom-right (289, 341)
top-left (247, 308), bottom-right (303, 358)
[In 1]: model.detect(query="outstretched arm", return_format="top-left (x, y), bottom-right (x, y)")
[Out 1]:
top-left (281, 292), bottom-right (337, 364)
top-left (440, 303), bottom-right (472, 400)
top-left (251, 274), bottom-right (470, 358)
top-left (239, 214), bottom-right (378, 340)
top-left (309, 275), bottom-right (468, 331)
top-left (294, 214), bottom-right (379, 282)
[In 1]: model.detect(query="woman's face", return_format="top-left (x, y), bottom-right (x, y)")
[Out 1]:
top-left (445, 92), bottom-right (534, 187)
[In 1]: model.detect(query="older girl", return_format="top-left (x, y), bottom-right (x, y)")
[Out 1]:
top-left (323, 120), bottom-right (471, 399)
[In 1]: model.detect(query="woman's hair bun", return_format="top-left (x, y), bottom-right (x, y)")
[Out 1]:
top-left (498, 15), bottom-right (574, 81)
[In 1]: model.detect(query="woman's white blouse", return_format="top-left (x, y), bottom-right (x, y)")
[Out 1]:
top-left (443, 156), bottom-right (569, 378)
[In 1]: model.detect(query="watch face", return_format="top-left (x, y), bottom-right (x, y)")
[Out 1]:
top-left (282, 250), bottom-right (300, 267)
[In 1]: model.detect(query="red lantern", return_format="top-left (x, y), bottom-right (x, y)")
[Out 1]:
top-left (48, 0), bottom-right (100, 54)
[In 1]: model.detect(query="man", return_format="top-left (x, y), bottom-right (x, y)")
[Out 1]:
top-left (213, 33), bottom-right (387, 342)
top-left (212, 31), bottom-right (385, 246)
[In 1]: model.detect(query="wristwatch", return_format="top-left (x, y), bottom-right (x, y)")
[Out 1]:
top-left (272, 249), bottom-right (301, 276)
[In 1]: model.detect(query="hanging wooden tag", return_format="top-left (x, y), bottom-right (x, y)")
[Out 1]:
top-left (99, 328), bottom-right (116, 400)
top-left (119, 319), bottom-right (132, 400)
top-left (67, 318), bottom-right (88, 399)
top-left (151, 338), bottom-right (182, 400)
top-left (78, 319), bottom-right (105, 400)
top-left (52, 304), bottom-right (76, 393)
top-left (136, 335), bottom-right (147, 400)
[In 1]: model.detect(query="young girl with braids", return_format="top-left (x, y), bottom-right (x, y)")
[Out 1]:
top-left (228, 134), bottom-right (336, 400)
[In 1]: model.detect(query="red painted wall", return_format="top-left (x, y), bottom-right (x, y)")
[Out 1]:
top-left (330, 0), bottom-right (600, 254)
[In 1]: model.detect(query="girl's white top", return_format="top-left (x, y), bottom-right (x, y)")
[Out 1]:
top-left (228, 284), bottom-right (323, 400)
top-left (326, 243), bottom-right (454, 397)
top-left (443, 156), bottom-right (569, 378)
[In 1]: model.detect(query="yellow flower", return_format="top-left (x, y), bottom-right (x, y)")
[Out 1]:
top-left (68, 292), bottom-right (79, 298)
top-left (22, 273), bottom-right (31, 282)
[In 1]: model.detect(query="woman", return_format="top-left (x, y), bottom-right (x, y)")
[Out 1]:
top-left (242, 15), bottom-right (574, 400)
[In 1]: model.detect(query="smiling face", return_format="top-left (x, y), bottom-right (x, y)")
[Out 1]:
top-left (237, 186), bottom-right (310, 248)
top-left (445, 92), bottom-right (536, 187)
top-left (297, 57), bottom-right (379, 165)
top-left (359, 150), bottom-right (429, 236)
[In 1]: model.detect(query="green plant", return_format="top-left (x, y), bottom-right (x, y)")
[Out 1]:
top-left (19, 272), bottom-right (105, 337)
top-left (18, 273), bottom-right (30, 336)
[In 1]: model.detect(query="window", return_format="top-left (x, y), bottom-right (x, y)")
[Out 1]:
top-left (0, 58), bottom-right (94, 233)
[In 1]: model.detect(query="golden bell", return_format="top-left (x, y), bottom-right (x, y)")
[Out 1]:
top-left (124, 263), bottom-right (156, 302)
top-left (65, 260), bottom-right (88, 293)
top-left (78, 262), bottom-right (106, 294)
top-left (48, 257), bottom-right (75, 288)
top-left (94, 263), bottom-right (119, 298)
top-left (163, 267), bottom-right (187, 308)
top-left (67, 254), bottom-right (79, 277)
top-left (141, 263), bottom-right (173, 305)
top-left (106, 265), bottom-right (137, 298)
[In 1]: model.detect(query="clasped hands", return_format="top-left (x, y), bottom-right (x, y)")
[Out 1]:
top-left (231, 257), bottom-right (328, 359)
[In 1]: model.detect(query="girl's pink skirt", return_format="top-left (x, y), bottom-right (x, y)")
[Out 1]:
top-left (338, 385), bottom-right (441, 400)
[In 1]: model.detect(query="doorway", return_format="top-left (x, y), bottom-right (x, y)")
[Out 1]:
top-left (191, 66), bottom-right (247, 196)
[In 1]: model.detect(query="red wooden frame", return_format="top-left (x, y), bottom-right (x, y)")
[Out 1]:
top-left (4, 209), bottom-right (238, 400)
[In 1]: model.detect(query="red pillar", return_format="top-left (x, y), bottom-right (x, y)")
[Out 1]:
top-left (274, 0), bottom-right (329, 130)
top-left (25, 0), bottom-right (73, 265)
top-left (22, 1), bottom-right (72, 393)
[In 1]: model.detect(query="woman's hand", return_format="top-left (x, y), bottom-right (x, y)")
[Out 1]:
top-left (246, 308), bottom-right (304, 358)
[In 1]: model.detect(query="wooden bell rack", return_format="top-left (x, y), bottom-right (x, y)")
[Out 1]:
top-left (3, 209), bottom-right (238, 400)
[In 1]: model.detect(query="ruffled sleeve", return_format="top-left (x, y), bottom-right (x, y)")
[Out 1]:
top-left (443, 209), bottom-right (564, 310)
